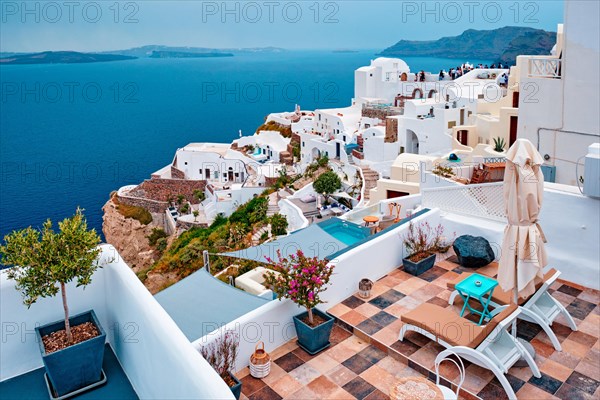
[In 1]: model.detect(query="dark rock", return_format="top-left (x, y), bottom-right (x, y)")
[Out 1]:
top-left (453, 235), bottom-right (495, 268)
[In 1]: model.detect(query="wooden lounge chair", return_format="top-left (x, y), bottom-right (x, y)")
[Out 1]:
top-left (447, 268), bottom-right (577, 351)
top-left (399, 303), bottom-right (540, 400)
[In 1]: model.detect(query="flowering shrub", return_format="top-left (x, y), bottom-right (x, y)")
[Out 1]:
top-left (402, 221), bottom-right (452, 262)
top-left (263, 250), bottom-right (334, 325)
top-left (200, 330), bottom-right (239, 383)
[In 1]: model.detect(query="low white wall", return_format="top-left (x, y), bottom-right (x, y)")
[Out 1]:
top-left (279, 198), bottom-right (309, 232)
top-left (0, 245), bottom-right (233, 399)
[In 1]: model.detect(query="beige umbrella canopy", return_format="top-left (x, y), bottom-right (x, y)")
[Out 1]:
top-left (498, 139), bottom-right (548, 300)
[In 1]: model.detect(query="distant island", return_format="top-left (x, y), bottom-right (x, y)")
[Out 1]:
top-left (379, 26), bottom-right (556, 65)
top-left (332, 49), bottom-right (359, 53)
top-left (149, 50), bottom-right (233, 59)
top-left (106, 45), bottom-right (285, 58)
top-left (0, 46), bottom-right (285, 65)
top-left (0, 51), bottom-right (136, 65)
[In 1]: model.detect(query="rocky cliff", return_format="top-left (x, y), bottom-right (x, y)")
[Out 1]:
top-left (102, 197), bottom-right (160, 274)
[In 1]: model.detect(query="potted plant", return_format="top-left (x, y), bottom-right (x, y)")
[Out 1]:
top-left (264, 250), bottom-right (335, 354)
top-left (200, 330), bottom-right (242, 399)
top-left (0, 209), bottom-right (104, 397)
top-left (401, 221), bottom-right (448, 276)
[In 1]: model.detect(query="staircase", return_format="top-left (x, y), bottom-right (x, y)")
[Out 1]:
top-left (251, 225), bottom-right (272, 245)
top-left (267, 192), bottom-right (280, 217)
top-left (360, 167), bottom-right (380, 201)
top-left (470, 168), bottom-right (489, 184)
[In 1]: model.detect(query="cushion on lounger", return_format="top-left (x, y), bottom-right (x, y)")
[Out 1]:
top-left (447, 268), bottom-right (557, 306)
top-left (401, 303), bottom-right (517, 348)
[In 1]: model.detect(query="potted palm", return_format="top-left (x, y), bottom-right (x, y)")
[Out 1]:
top-left (401, 221), bottom-right (448, 276)
top-left (0, 209), bottom-right (104, 397)
top-left (200, 330), bottom-right (242, 399)
top-left (264, 250), bottom-right (335, 354)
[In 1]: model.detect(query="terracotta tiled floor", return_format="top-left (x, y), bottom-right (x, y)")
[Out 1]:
top-left (236, 324), bottom-right (447, 400)
top-left (328, 255), bottom-right (600, 400)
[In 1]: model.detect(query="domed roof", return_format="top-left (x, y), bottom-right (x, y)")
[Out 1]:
top-left (371, 57), bottom-right (410, 72)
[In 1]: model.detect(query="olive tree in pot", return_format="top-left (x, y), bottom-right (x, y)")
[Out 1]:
top-left (0, 209), bottom-right (105, 397)
top-left (401, 221), bottom-right (453, 276)
top-left (200, 330), bottom-right (241, 399)
top-left (264, 250), bottom-right (335, 355)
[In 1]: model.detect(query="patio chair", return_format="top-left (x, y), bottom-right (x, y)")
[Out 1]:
top-left (434, 350), bottom-right (465, 400)
top-left (447, 268), bottom-right (577, 351)
top-left (399, 303), bottom-right (540, 400)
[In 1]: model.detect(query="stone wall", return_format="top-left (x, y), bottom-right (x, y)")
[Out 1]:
top-left (117, 194), bottom-right (169, 214)
top-left (170, 166), bottom-right (185, 179)
top-left (361, 107), bottom-right (402, 120)
top-left (129, 178), bottom-right (207, 202)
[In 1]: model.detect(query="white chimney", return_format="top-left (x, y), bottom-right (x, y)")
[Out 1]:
top-left (583, 143), bottom-right (600, 198)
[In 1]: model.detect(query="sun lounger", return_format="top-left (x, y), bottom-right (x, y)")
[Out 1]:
top-left (399, 303), bottom-right (540, 400)
top-left (447, 268), bottom-right (577, 351)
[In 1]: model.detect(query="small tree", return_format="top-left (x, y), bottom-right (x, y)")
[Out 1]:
top-left (313, 171), bottom-right (342, 205)
top-left (193, 189), bottom-right (206, 203)
top-left (193, 210), bottom-right (200, 222)
top-left (0, 209), bottom-right (101, 343)
top-left (264, 250), bottom-right (334, 325)
top-left (176, 194), bottom-right (186, 205)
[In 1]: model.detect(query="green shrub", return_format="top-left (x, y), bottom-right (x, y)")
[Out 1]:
top-left (156, 237), bottom-right (168, 252)
top-left (116, 200), bottom-right (152, 225)
top-left (147, 228), bottom-right (168, 246)
top-left (270, 213), bottom-right (288, 236)
top-left (493, 137), bottom-right (506, 152)
top-left (313, 171), bottom-right (342, 204)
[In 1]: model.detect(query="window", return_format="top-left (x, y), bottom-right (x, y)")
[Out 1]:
top-left (365, 124), bottom-right (370, 129)
top-left (214, 171), bottom-right (219, 179)
top-left (184, 162), bottom-right (188, 165)
top-left (302, 141), bottom-right (305, 147)
top-left (318, 114), bottom-right (321, 121)
top-left (448, 121), bottom-right (457, 129)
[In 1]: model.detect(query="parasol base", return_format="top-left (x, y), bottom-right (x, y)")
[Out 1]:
top-left (514, 338), bottom-right (536, 367)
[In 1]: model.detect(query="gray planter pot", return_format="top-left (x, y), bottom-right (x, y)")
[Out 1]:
top-left (35, 310), bottom-right (106, 397)
top-left (403, 253), bottom-right (436, 276)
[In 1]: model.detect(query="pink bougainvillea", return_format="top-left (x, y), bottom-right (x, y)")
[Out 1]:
top-left (263, 250), bottom-right (334, 325)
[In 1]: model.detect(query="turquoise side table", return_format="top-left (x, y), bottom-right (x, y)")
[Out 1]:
top-left (455, 273), bottom-right (498, 326)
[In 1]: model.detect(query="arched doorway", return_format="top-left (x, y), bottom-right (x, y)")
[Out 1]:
top-left (400, 72), bottom-right (408, 82)
top-left (406, 130), bottom-right (419, 154)
top-left (311, 147), bottom-right (321, 161)
top-left (412, 88), bottom-right (423, 99)
top-left (428, 89), bottom-right (438, 98)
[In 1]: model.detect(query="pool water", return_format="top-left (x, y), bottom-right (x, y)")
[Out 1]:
top-left (320, 219), bottom-right (370, 246)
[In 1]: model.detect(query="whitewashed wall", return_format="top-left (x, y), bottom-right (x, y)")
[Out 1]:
top-left (0, 245), bottom-right (233, 399)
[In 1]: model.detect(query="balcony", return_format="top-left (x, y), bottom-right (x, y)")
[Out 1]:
top-left (528, 57), bottom-right (561, 79)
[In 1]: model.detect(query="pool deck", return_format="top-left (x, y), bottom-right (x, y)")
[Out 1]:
top-left (0, 344), bottom-right (138, 400)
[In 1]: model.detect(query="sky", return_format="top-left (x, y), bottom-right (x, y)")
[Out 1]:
top-left (0, 0), bottom-right (565, 52)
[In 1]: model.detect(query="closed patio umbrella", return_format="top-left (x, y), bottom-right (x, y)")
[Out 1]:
top-left (498, 139), bottom-right (547, 299)
top-left (498, 139), bottom-right (547, 354)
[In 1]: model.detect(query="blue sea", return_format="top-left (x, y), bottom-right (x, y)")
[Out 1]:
top-left (0, 51), bottom-right (492, 239)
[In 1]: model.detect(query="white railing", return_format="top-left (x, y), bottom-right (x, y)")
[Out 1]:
top-left (421, 182), bottom-right (506, 222)
top-left (528, 57), bottom-right (561, 79)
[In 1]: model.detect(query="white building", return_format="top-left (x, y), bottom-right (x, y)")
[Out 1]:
top-left (514, 0), bottom-right (600, 185)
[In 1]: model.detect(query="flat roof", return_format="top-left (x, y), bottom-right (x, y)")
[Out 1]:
top-left (180, 143), bottom-right (230, 157)
top-left (155, 269), bottom-right (270, 341)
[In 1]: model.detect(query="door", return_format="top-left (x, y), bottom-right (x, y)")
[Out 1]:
top-left (227, 170), bottom-right (234, 181)
top-left (335, 142), bottom-right (341, 159)
top-left (509, 116), bottom-right (518, 146)
top-left (512, 91), bottom-right (519, 108)
top-left (205, 169), bottom-right (210, 180)
top-left (387, 190), bottom-right (409, 199)
top-left (457, 130), bottom-right (468, 146)
top-left (460, 109), bottom-right (465, 125)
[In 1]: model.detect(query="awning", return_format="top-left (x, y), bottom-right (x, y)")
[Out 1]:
top-left (155, 269), bottom-right (269, 341)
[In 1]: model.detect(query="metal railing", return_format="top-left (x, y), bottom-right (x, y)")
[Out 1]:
top-left (421, 182), bottom-right (506, 222)
top-left (528, 57), bottom-right (561, 79)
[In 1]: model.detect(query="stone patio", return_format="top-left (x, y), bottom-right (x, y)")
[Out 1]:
top-left (237, 255), bottom-right (599, 399)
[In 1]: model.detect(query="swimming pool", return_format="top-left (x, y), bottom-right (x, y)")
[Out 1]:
top-left (319, 218), bottom-right (371, 246)
top-left (252, 147), bottom-right (262, 156)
